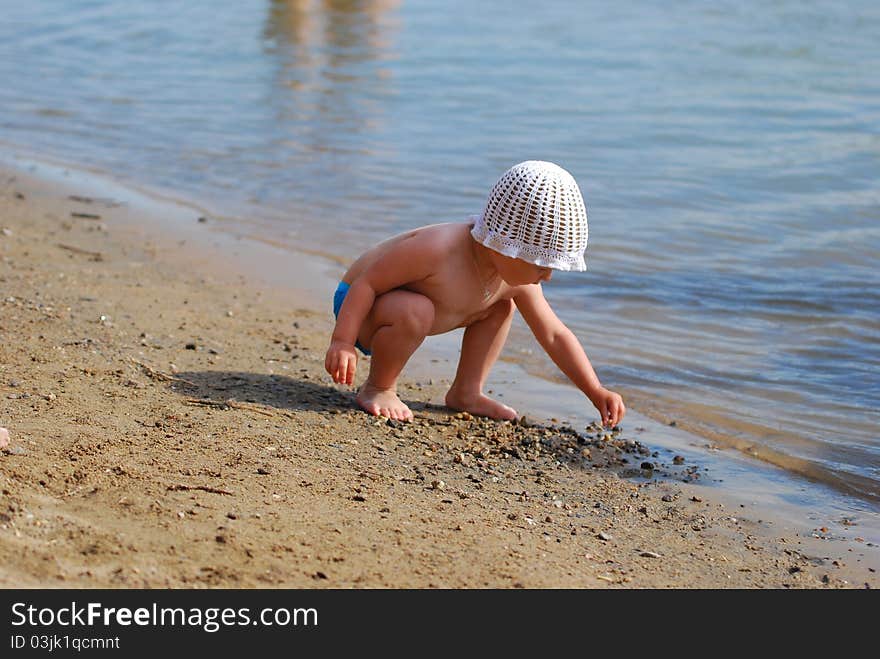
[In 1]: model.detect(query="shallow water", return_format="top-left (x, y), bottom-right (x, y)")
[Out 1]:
top-left (1, 0), bottom-right (878, 505)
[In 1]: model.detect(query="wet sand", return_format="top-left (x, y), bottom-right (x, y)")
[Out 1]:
top-left (0, 166), bottom-right (876, 588)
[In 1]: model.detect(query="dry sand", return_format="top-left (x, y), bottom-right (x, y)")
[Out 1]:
top-left (0, 165), bottom-right (876, 588)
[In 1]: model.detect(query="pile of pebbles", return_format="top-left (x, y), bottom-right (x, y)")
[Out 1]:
top-left (391, 410), bottom-right (690, 482)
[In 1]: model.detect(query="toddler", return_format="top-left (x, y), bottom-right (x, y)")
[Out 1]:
top-left (325, 160), bottom-right (625, 426)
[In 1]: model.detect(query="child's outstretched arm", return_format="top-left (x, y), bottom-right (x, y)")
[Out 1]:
top-left (325, 233), bottom-right (440, 385)
top-left (514, 284), bottom-right (626, 427)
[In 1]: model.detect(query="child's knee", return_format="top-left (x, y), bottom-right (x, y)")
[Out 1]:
top-left (400, 293), bottom-right (435, 334)
top-left (374, 291), bottom-right (434, 335)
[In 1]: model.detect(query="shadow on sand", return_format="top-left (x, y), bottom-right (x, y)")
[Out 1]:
top-left (173, 371), bottom-right (662, 481)
top-left (174, 370), bottom-right (435, 417)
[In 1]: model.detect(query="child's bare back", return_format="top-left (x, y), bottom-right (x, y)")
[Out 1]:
top-left (325, 161), bottom-right (625, 427)
top-left (342, 223), bottom-right (527, 334)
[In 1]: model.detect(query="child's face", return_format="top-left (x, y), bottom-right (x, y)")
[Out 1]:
top-left (490, 252), bottom-right (553, 286)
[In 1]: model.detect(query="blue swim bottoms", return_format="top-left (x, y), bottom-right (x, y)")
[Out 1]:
top-left (333, 281), bottom-right (371, 356)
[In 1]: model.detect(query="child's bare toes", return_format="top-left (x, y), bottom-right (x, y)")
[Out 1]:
top-left (357, 384), bottom-right (412, 422)
top-left (445, 391), bottom-right (517, 421)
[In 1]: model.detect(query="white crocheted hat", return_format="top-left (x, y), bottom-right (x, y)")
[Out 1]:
top-left (471, 160), bottom-right (588, 271)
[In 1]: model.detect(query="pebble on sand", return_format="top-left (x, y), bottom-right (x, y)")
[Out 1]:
top-left (0, 427), bottom-right (9, 449)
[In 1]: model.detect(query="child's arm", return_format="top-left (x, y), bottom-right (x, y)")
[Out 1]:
top-left (326, 233), bottom-right (439, 385)
top-left (513, 284), bottom-right (626, 427)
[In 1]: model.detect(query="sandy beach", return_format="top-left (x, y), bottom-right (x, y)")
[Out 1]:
top-left (0, 164), bottom-right (876, 589)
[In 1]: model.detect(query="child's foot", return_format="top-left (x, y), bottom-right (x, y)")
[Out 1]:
top-left (445, 390), bottom-right (517, 421)
top-left (357, 382), bottom-right (413, 421)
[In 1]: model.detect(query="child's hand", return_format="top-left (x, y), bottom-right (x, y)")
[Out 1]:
top-left (325, 340), bottom-right (358, 385)
top-left (590, 387), bottom-right (626, 428)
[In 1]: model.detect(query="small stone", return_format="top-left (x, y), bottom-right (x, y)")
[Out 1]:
top-left (226, 512), bottom-right (238, 520)
top-left (352, 494), bottom-right (366, 502)
top-left (673, 455), bottom-right (685, 465)
top-left (44, 393), bottom-right (56, 401)
top-left (598, 532), bottom-right (612, 541)
top-left (198, 216), bottom-right (208, 223)
top-left (256, 467), bottom-right (271, 475)
top-left (1, 228), bottom-right (11, 236)
top-left (669, 420), bottom-right (677, 427)
top-left (690, 496), bottom-right (703, 502)
top-left (185, 342), bottom-right (197, 350)
top-left (640, 461), bottom-right (655, 470)
top-left (431, 480), bottom-right (446, 491)
top-left (661, 494), bottom-right (674, 502)
top-left (7, 394), bottom-right (18, 400)
top-left (0, 427), bottom-right (9, 450)
top-left (640, 550), bottom-right (662, 559)
top-left (215, 535), bottom-right (227, 543)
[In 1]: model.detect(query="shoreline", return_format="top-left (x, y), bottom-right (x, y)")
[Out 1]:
top-left (1, 156), bottom-right (877, 587)
top-left (5, 146), bottom-right (879, 518)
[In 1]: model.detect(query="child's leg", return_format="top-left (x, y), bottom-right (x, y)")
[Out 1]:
top-left (356, 290), bottom-right (434, 421)
top-left (445, 298), bottom-right (517, 420)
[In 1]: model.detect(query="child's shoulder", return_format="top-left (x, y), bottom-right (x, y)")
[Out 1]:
top-left (410, 221), bottom-right (471, 246)
top-left (374, 221), bottom-right (470, 266)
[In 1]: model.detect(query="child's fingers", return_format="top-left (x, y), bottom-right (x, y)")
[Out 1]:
top-left (328, 354), bottom-right (344, 382)
top-left (601, 399), bottom-right (623, 427)
top-left (325, 350), bottom-right (357, 385)
top-left (608, 399), bottom-right (625, 427)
